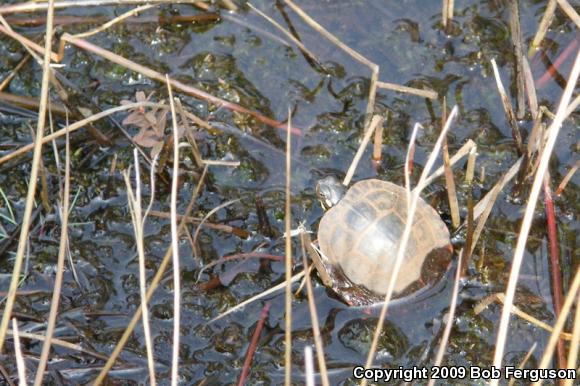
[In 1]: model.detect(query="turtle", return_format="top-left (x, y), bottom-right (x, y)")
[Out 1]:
top-left (314, 176), bottom-right (453, 306)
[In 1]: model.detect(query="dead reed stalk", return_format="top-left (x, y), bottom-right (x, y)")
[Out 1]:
top-left (284, 110), bottom-right (293, 386)
top-left (0, 0), bottom-right (55, 353)
top-left (33, 124), bottom-right (71, 385)
top-left (166, 77), bottom-right (181, 386)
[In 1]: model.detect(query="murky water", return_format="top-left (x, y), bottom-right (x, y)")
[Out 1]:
top-left (0, 1), bottom-right (577, 384)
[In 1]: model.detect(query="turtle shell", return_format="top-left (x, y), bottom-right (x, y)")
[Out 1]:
top-left (317, 179), bottom-right (451, 298)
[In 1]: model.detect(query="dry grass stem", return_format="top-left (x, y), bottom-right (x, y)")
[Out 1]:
top-left (0, 101), bottom-right (161, 166)
top-left (442, 0), bottom-right (454, 28)
top-left (284, 110), bottom-right (293, 386)
top-left (12, 319), bottom-right (26, 386)
top-left (362, 107), bottom-right (458, 384)
top-left (192, 199), bottom-right (241, 261)
top-left (521, 55), bottom-right (539, 119)
top-left (555, 160), bottom-right (579, 195)
top-left (304, 345), bottom-right (315, 386)
top-left (283, 0), bottom-right (373, 69)
top-left (0, 0), bottom-right (55, 353)
top-left (443, 137), bottom-right (460, 229)
top-left (0, 0), bottom-right (200, 15)
top-left (282, 0), bottom-right (380, 128)
top-left (33, 124), bottom-right (70, 385)
top-left (72, 4), bottom-right (156, 39)
top-left (372, 117), bottom-right (383, 161)
top-left (475, 293), bottom-right (574, 340)
top-left (197, 252), bottom-right (282, 282)
top-left (94, 164), bottom-right (209, 384)
top-left (556, 0), bottom-right (580, 28)
top-left (209, 270), bottom-right (306, 324)
top-left (9, 330), bottom-right (108, 360)
top-left (471, 157), bottom-right (521, 225)
top-left (200, 159), bottom-right (240, 166)
top-left (247, 3), bottom-right (322, 67)
top-left (343, 115), bottom-right (383, 186)
top-left (529, 0), bottom-right (557, 56)
top-left (122, 150), bottom-right (156, 385)
top-left (508, 0), bottom-right (525, 119)
top-left (427, 256), bottom-right (462, 386)
top-left (0, 91), bottom-right (67, 116)
top-left (176, 99), bottom-right (204, 168)
top-left (565, 94), bottom-right (580, 117)
top-left (565, 289), bottom-right (580, 386)
top-left (0, 23), bottom-right (54, 63)
top-left (491, 51), bottom-right (580, 385)
top-left (534, 268), bottom-right (580, 386)
top-left (148, 210), bottom-right (248, 237)
top-left (376, 81), bottom-right (438, 100)
top-left (166, 77), bottom-right (181, 386)
top-left (299, 230), bottom-right (329, 386)
top-left (508, 343), bottom-right (537, 386)
top-left (467, 157), bottom-right (522, 258)
top-left (491, 59), bottom-right (524, 154)
top-left (0, 364), bottom-right (15, 386)
top-left (0, 54), bottom-right (30, 91)
top-left (465, 145), bottom-right (477, 185)
top-left (60, 34), bottom-right (294, 131)
top-left (420, 139), bottom-right (476, 189)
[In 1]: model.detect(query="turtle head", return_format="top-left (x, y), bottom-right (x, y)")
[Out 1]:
top-left (316, 176), bottom-right (346, 211)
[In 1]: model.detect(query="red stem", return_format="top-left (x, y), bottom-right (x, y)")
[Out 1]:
top-left (238, 302), bottom-right (271, 386)
top-left (543, 177), bottom-right (565, 371)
